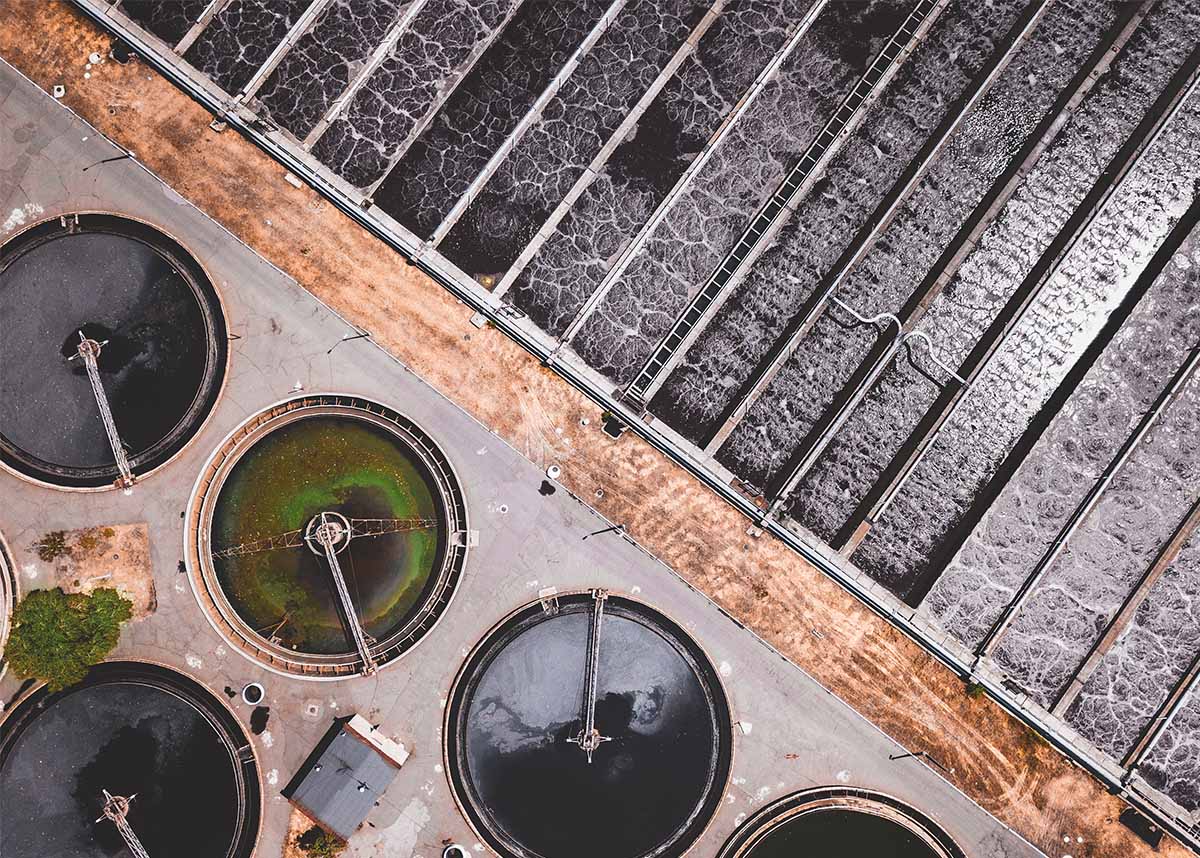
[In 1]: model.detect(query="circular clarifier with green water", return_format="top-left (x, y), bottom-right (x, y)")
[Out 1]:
top-left (212, 415), bottom-right (441, 653)
top-left (194, 398), bottom-right (467, 675)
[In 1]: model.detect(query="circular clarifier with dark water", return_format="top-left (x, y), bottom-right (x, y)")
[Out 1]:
top-left (193, 396), bottom-right (467, 676)
top-left (0, 662), bottom-right (260, 858)
top-left (0, 214), bottom-right (226, 488)
top-left (717, 789), bottom-right (964, 858)
top-left (446, 591), bottom-right (732, 858)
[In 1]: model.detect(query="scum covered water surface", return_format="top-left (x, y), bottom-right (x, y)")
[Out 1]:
top-left (0, 224), bottom-right (222, 485)
top-left (0, 680), bottom-right (239, 858)
top-left (452, 599), bottom-right (729, 858)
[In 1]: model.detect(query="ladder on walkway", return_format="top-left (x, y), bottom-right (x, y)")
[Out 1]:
top-left (311, 513), bottom-right (378, 675)
top-left (98, 790), bottom-right (151, 858)
top-left (71, 332), bottom-right (135, 488)
top-left (567, 589), bottom-right (610, 762)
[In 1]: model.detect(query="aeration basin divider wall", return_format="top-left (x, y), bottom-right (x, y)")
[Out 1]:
top-left (65, 3), bottom-right (1200, 852)
top-left (620, 0), bottom-right (946, 411)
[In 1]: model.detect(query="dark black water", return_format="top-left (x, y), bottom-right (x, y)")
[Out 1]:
top-left (0, 221), bottom-right (223, 485)
top-left (451, 598), bottom-right (729, 858)
top-left (507, 0), bottom-right (812, 335)
top-left (0, 679), bottom-right (240, 857)
top-left (311, 0), bottom-right (518, 188)
top-left (119, 0), bottom-right (209, 45)
top-left (184, 0), bottom-right (311, 94)
top-left (438, 0), bottom-right (708, 281)
top-left (743, 809), bottom-right (939, 858)
top-left (255, 0), bottom-right (411, 139)
top-left (374, 0), bottom-right (611, 239)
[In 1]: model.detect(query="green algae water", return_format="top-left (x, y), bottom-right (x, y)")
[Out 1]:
top-left (211, 415), bottom-right (443, 654)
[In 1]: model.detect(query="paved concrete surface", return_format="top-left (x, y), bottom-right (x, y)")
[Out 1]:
top-left (0, 60), bottom-right (1048, 858)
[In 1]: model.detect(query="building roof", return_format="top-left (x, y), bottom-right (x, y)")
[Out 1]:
top-left (285, 715), bottom-right (408, 841)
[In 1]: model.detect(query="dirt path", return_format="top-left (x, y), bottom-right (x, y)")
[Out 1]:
top-left (0, 5), bottom-right (1181, 857)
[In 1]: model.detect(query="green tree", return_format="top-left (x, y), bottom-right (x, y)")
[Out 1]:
top-left (297, 826), bottom-right (346, 857)
top-left (5, 587), bottom-right (132, 692)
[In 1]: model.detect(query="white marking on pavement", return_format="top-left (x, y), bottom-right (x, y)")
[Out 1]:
top-left (3, 203), bottom-right (43, 234)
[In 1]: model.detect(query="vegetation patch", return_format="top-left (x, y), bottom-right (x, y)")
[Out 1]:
top-left (33, 530), bottom-right (70, 562)
top-left (6, 587), bottom-right (133, 691)
top-left (296, 825), bottom-right (347, 858)
top-left (28, 524), bottom-right (155, 620)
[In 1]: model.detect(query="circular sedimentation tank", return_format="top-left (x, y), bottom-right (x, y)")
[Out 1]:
top-left (190, 395), bottom-right (467, 678)
top-left (0, 661), bottom-right (260, 858)
top-left (716, 789), bottom-right (964, 858)
top-left (446, 591), bottom-right (733, 858)
top-left (0, 213), bottom-right (227, 489)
